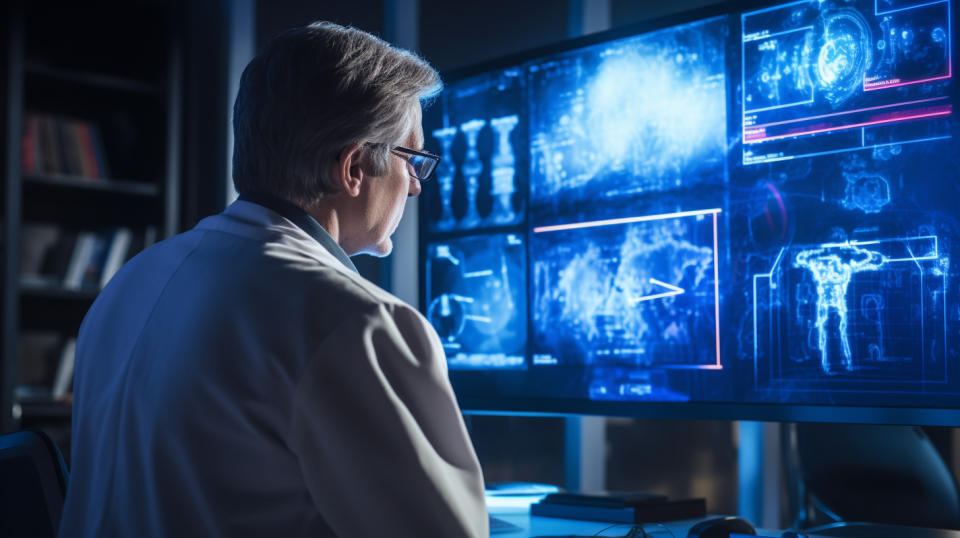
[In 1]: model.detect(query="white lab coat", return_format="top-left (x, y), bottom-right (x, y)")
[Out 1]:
top-left (59, 200), bottom-right (488, 538)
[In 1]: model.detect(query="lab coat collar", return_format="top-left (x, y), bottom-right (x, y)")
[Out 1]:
top-left (237, 192), bottom-right (360, 275)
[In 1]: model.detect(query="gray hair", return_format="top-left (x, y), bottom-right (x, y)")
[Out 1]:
top-left (232, 21), bottom-right (442, 203)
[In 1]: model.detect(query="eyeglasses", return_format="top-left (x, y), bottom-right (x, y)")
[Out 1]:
top-left (391, 146), bottom-right (441, 182)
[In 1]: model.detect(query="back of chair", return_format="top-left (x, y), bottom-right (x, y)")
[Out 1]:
top-left (0, 430), bottom-right (69, 538)
top-left (795, 423), bottom-right (960, 530)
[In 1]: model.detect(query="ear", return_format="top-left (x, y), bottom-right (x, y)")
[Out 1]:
top-left (331, 143), bottom-right (365, 197)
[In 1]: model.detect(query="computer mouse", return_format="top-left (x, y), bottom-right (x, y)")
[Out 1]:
top-left (686, 516), bottom-right (757, 538)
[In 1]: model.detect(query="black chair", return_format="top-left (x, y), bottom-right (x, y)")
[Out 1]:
top-left (784, 422), bottom-right (960, 532)
top-left (0, 430), bottom-right (69, 538)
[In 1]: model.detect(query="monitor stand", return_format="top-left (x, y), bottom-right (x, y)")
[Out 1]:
top-left (564, 416), bottom-right (606, 492)
top-left (739, 421), bottom-right (783, 528)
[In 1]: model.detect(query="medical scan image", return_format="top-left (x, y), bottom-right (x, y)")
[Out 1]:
top-left (742, 0), bottom-right (951, 164)
top-left (531, 210), bottom-right (721, 371)
top-left (753, 236), bottom-right (948, 388)
top-left (421, 0), bottom-right (960, 408)
top-left (735, 0), bottom-right (960, 405)
top-left (528, 15), bottom-right (729, 226)
top-left (422, 68), bottom-right (527, 232)
top-left (425, 234), bottom-right (527, 370)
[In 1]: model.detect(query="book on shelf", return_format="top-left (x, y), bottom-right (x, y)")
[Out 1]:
top-left (63, 232), bottom-right (98, 289)
top-left (20, 225), bottom-right (156, 291)
top-left (16, 332), bottom-right (75, 404)
top-left (100, 228), bottom-right (133, 288)
top-left (52, 338), bottom-right (77, 401)
top-left (21, 112), bottom-right (110, 179)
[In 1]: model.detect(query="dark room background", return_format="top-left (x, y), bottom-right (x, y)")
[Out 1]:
top-left (4, 0), bottom-right (960, 523)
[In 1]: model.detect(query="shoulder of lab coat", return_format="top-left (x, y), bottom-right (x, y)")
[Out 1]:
top-left (202, 201), bottom-right (489, 537)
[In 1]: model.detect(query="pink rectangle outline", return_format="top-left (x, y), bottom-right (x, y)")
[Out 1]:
top-left (863, 54), bottom-right (952, 92)
top-left (535, 208), bottom-right (724, 370)
top-left (746, 96), bottom-right (948, 130)
top-left (532, 208), bottom-right (721, 233)
top-left (713, 211), bottom-right (721, 370)
top-left (744, 109), bottom-right (952, 143)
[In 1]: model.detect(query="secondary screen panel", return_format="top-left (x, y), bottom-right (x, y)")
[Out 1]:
top-left (420, 0), bottom-right (960, 409)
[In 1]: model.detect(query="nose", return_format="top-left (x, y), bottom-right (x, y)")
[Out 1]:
top-left (408, 176), bottom-right (421, 197)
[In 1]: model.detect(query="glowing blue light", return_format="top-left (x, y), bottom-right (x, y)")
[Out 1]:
top-left (423, 0), bottom-right (960, 408)
top-left (426, 235), bottom-right (526, 370)
top-left (533, 210), bottom-right (721, 373)
top-left (529, 15), bottom-right (727, 224)
top-left (843, 171), bottom-right (891, 213)
top-left (816, 10), bottom-right (872, 105)
top-left (793, 243), bottom-right (886, 373)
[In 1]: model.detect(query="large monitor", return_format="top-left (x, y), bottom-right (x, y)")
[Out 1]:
top-left (418, 0), bottom-right (960, 425)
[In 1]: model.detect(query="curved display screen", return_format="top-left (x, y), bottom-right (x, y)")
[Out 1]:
top-left (419, 0), bottom-right (960, 423)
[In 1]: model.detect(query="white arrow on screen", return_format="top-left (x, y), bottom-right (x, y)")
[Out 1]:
top-left (629, 278), bottom-right (685, 304)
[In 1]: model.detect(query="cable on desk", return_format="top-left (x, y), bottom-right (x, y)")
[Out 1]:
top-left (644, 522), bottom-right (676, 537)
top-left (593, 522), bottom-right (631, 536)
top-left (590, 522), bottom-right (677, 537)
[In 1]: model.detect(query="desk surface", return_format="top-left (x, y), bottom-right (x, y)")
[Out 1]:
top-left (486, 496), bottom-right (751, 537)
top-left (490, 511), bottom-right (708, 536)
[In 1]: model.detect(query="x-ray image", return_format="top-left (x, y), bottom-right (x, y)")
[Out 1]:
top-left (422, 68), bottom-right (527, 233)
top-left (425, 234), bottom-right (526, 370)
top-left (532, 209), bottom-right (721, 376)
top-left (528, 16), bottom-right (729, 226)
top-left (752, 236), bottom-right (949, 391)
top-left (742, 0), bottom-right (952, 164)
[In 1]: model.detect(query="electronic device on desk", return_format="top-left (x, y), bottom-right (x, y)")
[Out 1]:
top-left (687, 516), bottom-right (756, 538)
top-left (419, 0), bottom-right (960, 530)
top-left (489, 514), bottom-right (522, 534)
top-left (532, 492), bottom-right (706, 524)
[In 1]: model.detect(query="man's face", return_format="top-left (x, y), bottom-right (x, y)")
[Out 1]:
top-left (354, 102), bottom-right (424, 257)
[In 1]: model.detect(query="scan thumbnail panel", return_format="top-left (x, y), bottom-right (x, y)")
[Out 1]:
top-left (730, 103), bottom-right (960, 403)
top-left (531, 209), bottom-right (721, 381)
top-left (730, 0), bottom-right (960, 403)
top-left (425, 233), bottom-right (527, 370)
top-left (741, 0), bottom-right (952, 164)
top-left (751, 236), bottom-right (950, 394)
top-left (423, 68), bottom-right (527, 233)
top-left (528, 16), bottom-right (729, 226)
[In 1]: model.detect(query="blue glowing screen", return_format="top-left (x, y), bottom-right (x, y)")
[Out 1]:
top-left (529, 16), bottom-right (728, 226)
top-left (420, 0), bottom-right (960, 410)
top-left (423, 68), bottom-right (526, 232)
top-left (425, 233), bottom-right (527, 369)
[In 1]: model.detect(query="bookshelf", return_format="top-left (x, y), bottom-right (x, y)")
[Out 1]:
top-left (1, 1), bottom-right (182, 451)
top-left (23, 174), bottom-right (161, 197)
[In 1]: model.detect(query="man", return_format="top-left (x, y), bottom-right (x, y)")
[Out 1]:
top-left (60, 22), bottom-right (488, 537)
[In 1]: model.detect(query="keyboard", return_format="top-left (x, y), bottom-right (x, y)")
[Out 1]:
top-left (490, 515), bottom-right (521, 534)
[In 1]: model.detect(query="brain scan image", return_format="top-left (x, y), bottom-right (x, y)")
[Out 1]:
top-left (742, 0), bottom-right (952, 165)
top-left (816, 9), bottom-right (873, 106)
